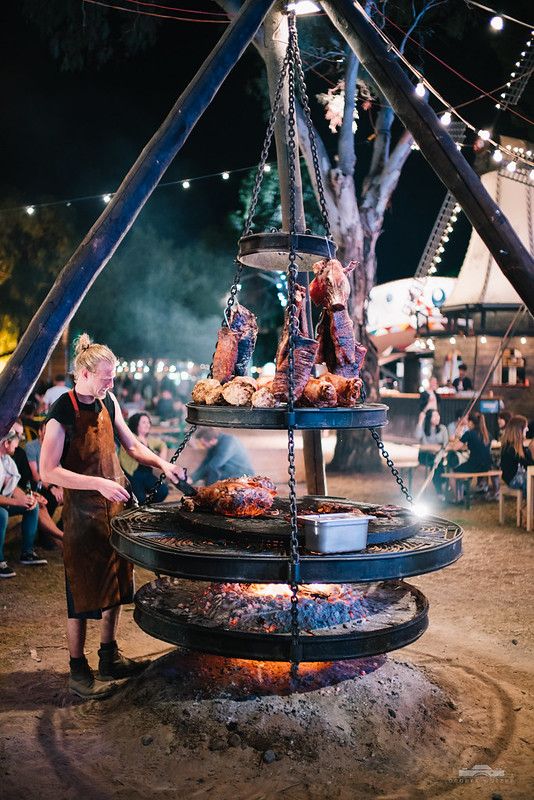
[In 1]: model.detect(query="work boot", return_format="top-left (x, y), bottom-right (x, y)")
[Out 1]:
top-left (97, 641), bottom-right (150, 680)
top-left (69, 657), bottom-right (116, 699)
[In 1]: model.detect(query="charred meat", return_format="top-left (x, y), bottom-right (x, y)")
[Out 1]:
top-left (182, 476), bottom-right (277, 517)
top-left (211, 303), bottom-right (258, 384)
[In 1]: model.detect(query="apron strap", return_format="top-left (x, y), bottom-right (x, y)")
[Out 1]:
top-left (68, 390), bottom-right (80, 418)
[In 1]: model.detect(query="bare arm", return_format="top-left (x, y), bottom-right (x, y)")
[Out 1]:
top-left (40, 418), bottom-right (130, 502)
top-left (110, 395), bottom-right (184, 484)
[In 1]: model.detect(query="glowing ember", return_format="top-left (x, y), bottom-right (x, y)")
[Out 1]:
top-left (248, 583), bottom-right (336, 597)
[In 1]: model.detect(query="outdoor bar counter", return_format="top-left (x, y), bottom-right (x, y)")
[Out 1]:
top-left (381, 392), bottom-right (501, 441)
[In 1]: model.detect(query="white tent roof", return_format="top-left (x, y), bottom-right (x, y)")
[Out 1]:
top-left (444, 164), bottom-right (533, 309)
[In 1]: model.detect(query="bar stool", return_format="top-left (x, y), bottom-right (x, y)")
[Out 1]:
top-left (499, 485), bottom-right (523, 527)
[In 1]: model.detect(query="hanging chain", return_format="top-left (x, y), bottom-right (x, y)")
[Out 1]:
top-left (368, 427), bottom-right (413, 506)
top-left (285, 12), bottom-right (302, 680)
top-left (143, 424), bottom-right (197, 506)
top-left (293, 36), bottom-right (332, 241)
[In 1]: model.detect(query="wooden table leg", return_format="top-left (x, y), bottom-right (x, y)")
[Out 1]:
top-left (527, 466), bottom-right (534, 532)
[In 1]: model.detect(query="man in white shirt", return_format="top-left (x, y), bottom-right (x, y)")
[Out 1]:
top-left (43, 375), bottom-right (70, 410)
top-left (0, 429), bottom-right (47, 578)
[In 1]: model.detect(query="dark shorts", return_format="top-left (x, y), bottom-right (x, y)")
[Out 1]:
top-left (65, 572), bottom-right (134, 620)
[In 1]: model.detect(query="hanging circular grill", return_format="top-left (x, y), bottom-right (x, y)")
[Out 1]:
top-left (118, 10), bottom-right (462, 674)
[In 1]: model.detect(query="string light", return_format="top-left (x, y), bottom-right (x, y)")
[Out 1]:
top-left (489, 15), bottom-right (504, 31)
top-left (415, 82), bottom-right (426, 97)
top-left (102, 194), bottom-right (112, 204)
top-left (25, 206), bottom-right (35, 216)
top-left (478, 129), bottom-right (491, 140)
top-left (263, 164), bottom-right (272, 173)
top-left (506, 161), bottom-right (517, 173)
top-left (492, 149), bottom-right (503, 162)
top-left (449, 337), bottom-right (456, 344)
top-left (480, 336), bottom-right (487, 344)
top-left (182, 180), bottom-right (191, 189)
top-left (440, 111), bottom-right (452, 126)
top-left (221, 171), bottom-right (230, 180)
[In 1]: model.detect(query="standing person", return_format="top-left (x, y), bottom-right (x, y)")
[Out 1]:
top-left (42, 375), bottom-right (70, 410)
top-left (40, 334), bottom-right (184, 699)
top-left (0, 428), bottom-right (47, 579)
top-left (192, 428), bottom-right (254, 485)
top-left (452, 364), bottom-right (473, 392)
top-left (119, 412), bottom-right (169, 504)
top-left (415, 409), bottom-right (449, 496)
top-left (419, 376), bottom-right (439, 412)
top-left (500, 415), bottom-right (534, 496)
top-left (496, 410), bottom-right (512, 441)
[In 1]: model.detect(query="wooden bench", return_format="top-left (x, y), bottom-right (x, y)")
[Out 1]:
top-left (442, 470), bottom-right (501, 509)
top-left (499, 485), bottom-right (523, 527)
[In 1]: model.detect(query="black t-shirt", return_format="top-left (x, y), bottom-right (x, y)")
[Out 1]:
top-left (46, 391), bottom-right (117, 463)
top-left (452, 376), bottom-right (473, 391)
top-left (460, 429), bottom-right (491, 469)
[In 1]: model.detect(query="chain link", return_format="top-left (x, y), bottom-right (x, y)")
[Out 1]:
top-left (143, 424), bottom-right (197, 506)
top-left (293, 36), bottom-right (332, 241)
top-left (285, 12), bottom-right (302, 680)
top-left (368, 427), bottom-right (413, 505)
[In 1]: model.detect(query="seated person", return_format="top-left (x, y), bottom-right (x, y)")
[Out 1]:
top-left (119, 413), bottom-right (169, 504)
top-left (155, 388), bottom-right (176, 422)
top-left (419, 376), bottom-right (439, 413)
top-left (123, 390), bottom-right (146, 417)
top-left (20, 420), bottom-right (64, 548)
top-left (452, 364), bottom-right (473, 392)
top-left (500, 415), bottom-right (534, 497)
top-left (496, 410), bottom-right (512, 442)
top-left (0, 428), bottom-right (47, 579)
top-left (42, 374), bottom-right (70, 411)
top-left (192, 428), bottom-right (254, 485)
top-left (415, 409), bottom-right (449, 494)
top-left (448, 411), bottom-right (493, 500)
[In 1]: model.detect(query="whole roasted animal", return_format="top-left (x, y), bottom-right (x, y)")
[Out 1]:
top-left (212, 303), bottom-right (258, 384)
top-left (310, 259), bottom-right (367, 379)
top-left (272, 283), bottom-right (318, 403)
top-left (180, 476), bottom-right (277, 517)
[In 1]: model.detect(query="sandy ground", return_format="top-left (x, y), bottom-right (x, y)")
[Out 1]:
top-left (1, 431), bottom-right (533, 799)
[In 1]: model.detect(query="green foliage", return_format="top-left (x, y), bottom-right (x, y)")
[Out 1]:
top-left (21, 0), bottom-right (158, 71)
top-left (0, 203), bottom-right (76, 331)
top-left (73, 224), bottom-right (235, 360)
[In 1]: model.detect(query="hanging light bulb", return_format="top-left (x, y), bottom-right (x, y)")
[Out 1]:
top-left (520, 337), bottom-right (527, 344)
top-left (25, 205), bottom-right (35, 215)
top-left (102, 194), bottom-right (111, 204)
top-left (480, 336), bottom-right (487, 344)
top-left (440, 111), bottom-right (452, 126)
top-left (182, 180), bottom-right (191, 189)
top-left (478, 129), bottom-right (491, 141)
top-left (449, 337), bottom-right (456, 345)
top-left (492, 149), bottom-right (503, 163)
top-left (263, 164), bottom-right (271, 173)
top-left (221, 172), bottom-right (230, 180)
top-left (415, 82), bottom-right (426, 97)
top-left (489, 15), bottom-right (504, 31)
top-left (506, 161), bottom-right (516, 173)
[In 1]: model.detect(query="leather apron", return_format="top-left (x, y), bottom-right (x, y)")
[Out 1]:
top-left (62, 390), bottom-right (133, 614)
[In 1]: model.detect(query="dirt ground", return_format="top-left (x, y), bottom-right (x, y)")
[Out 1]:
top-left (1, 433), bottom-right (533, 800)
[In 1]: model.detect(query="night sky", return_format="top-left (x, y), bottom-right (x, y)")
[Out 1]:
top-left (1, 1), bottom-right (532, 289)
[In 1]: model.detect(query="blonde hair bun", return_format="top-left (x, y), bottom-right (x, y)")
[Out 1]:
top-left (72, 333), bottom-right (117, 380)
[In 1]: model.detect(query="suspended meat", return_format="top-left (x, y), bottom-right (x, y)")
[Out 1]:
top-left (310, 258), bottom-right (367, 379)
top-left (212, 303), bottom-right (258, 384)
top-left (272, 283), bottom-right (318, 402)
top-left (251, 385), bottom-right (277, 408)
top-left (181, 476), bottom-right (277, 517)
top-left (300, 376), bottom-right (337, 408)
top-left (321, 372), bottom-right (362, 407)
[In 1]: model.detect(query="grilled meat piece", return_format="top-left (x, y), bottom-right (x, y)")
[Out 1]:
top-left (309, 258), bottom-right (357, 311)
top-left (212, 328), bottom-right (239, 384)
top-left (301, 377), bottom-right (337, 407)
top-left (251, 385), bottom-right (276, 408)
top-left (211, 304), bottom-right (258, 384)
top-left (273, 283), bottom-right (318, 402)
top-left (316, 308), bottom-right (366, 379)
top-left (321, 372), bottom-right (362, 407)
top-left (221, 376), bottom-right (257, 407)
top-left (191, 378), bottom-right (223, 405)
top-left (231, 304), bottom-right (259, 376)
top-left (183, 476), bottom-right (277, 517)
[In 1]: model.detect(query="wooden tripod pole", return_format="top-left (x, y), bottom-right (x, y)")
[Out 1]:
top-left (0, 0), bottom-right (276, 437)
top-left (322, 0), bottom-right (534, 311)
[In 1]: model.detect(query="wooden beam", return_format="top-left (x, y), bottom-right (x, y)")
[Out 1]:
top-left (0, 0), bottom-right (276, 437)
top-left (322, 0), bottom-right (534, 311)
